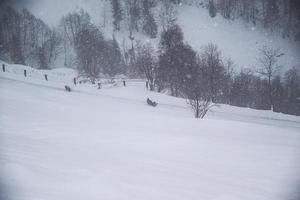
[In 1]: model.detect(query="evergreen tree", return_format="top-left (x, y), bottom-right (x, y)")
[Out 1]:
top-left (159, 24), bottom-right (183, 50)
top-left (75, 24), bottom-right (105, 83)
top-left (272, 75), bottom-right (285, 112)
top-left (142, 0), bottom-right (158, 38)
top-left (0, 7), bottom-right (24, 64)
top-left (264, 0), bottom-right (279, 29)
top-left (158, 24), bottom-right (184, 96)
top-left (208, 0), bottom-right (217, 18)
top-left (282, 67), bottom-right (300, 115)
top-left (126, 0), bottom-right (141, 33)
top-left (102, 35), bottom-right (124, 77)
top-left (111, 0), bottom-right (123, 31)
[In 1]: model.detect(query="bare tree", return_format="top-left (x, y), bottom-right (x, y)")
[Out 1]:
top-left (200, 43), bottom-right (225, 102)
top-left (187, 98), bottom-right (215, 119)
top-left (136, 41), bottom-right (157, 91)
top-left (184, 55), bottom-right (215, 119)
top-left (257, 46), bottom-right (282, 110)
top-left (0, 7), bottom-right (24, 64)
top-left (75, 24), bottom-right (104, 83)
top-left (59, 9), bottom-right (91, 67)
top-left (60, 9), bottom-right (91, 46)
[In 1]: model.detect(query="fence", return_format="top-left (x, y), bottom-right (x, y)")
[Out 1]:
top-left (0, 63), bottom-right (77, 86)
top-left (0, 63), bottom-right (145, 89)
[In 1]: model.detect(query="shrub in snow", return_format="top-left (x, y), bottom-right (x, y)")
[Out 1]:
top-left (65, 85), bottom-right (71, 92)
top-left (147, 98), bottom-right (157, 107)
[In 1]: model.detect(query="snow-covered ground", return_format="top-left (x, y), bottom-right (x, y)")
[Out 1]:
top-left (1, 64), bottom-right (300, 200)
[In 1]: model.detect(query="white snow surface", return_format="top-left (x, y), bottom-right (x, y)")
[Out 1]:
top-left (1, 63), bottom-right (300, 200)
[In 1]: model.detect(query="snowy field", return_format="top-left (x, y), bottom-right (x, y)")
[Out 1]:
top-left (1, 64), bottom-right (300, 200)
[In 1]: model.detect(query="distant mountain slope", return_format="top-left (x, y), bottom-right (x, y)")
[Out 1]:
top-left (101, 3), bottom-right (300, 73)
top-left (177, 5), bottom-right (300, 72)
top-left (2, 0), bottom-right (299, 72)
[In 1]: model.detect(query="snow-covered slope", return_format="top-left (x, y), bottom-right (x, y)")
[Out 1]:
top-left (106, 4), bottom-right (300, 73)
top-left (177, 5), bottom-right (300, 72)
top-left (0, 60), bottom-right (77, 85)
top-left (10, 1), bottom-right (300, 72)
top-left (99, 3), bottom-right (300, 73)
top-left (1, 64), bottom-right (300, 200)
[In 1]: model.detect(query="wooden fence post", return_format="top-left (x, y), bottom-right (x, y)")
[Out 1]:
top-left (45, 74), bottom-right (48, 81)
top-left (24, 69), bottom-right (27, 77)
top-left (2, 64), bottom-right (5, 72)
top-left (73, 77), bottom-right (76, 85)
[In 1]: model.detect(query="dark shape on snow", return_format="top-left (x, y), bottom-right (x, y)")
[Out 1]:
top-left (65, 85), bottom-right (71, 92)
top-left (147, 98), bottom-right (157, 107)
top-left (73, 78), bottom-right (77, 85)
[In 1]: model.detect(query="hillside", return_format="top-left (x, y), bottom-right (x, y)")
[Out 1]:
top-left (111, 4), bottom-right (300, 72)
top-left (1, 1), bottom-right (300, 199)
top-left (95, 3), bottom-right (300, 72)
top-left (1, 62), bottom-right (300, 200)
top-left (177, 5), bottom-right (300, 72)
top-left (4, 0), bottom-right (299, 72)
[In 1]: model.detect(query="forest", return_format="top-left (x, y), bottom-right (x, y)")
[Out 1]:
top-left (0, 0), bottom-right (299, 117)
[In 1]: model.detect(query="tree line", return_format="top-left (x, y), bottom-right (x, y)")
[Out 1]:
top-left (0, 7), bottom-right (125, 80)
top-left (0, 7), bottom-right (62, 69)
top-left (136, 24), bottom-right (300, 117)
top-left (206, 0), bottom-right (300, 40)
top-left (110, 0), bottom-right (300, 41)
top-left (0, 5), bottom-right (299, 117)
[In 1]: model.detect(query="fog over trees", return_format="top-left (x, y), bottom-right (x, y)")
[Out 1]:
top-left (203, 0), bottom-right (300, 40)
top-left (0, 0), bottom-right (299, 117)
